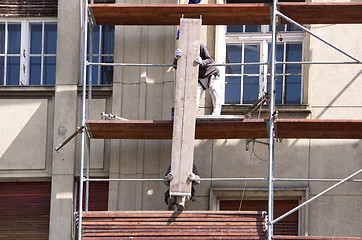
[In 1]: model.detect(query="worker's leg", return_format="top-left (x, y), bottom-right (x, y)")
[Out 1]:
top-left (209, 74), bottom-right (222, 115)
top-left (196, 82), bottom-right (204, 112)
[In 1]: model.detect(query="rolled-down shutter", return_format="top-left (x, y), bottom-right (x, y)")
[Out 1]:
top-left (220, 199), bottom-right (299, 235)
top-left (0, 182), bottom-right (51, 240)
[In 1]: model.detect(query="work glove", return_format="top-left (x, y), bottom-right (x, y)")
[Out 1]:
top-left (175, 49), bottom-right (182, 59)
top-left (188, 173), bottom-right (201, 185)
top-left (163, 173), bottom-right (174, 186)
top-left (194, 56), bottom-right (203, 65)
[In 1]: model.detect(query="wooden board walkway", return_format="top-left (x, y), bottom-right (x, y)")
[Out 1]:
top-left (85, 119), bottom-right (362, 140)
top-left (81, 211), bottom-right (267, 239)
top-left (89, 3), bottom-right (362, 26)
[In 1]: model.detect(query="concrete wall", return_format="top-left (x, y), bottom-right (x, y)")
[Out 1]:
top-left (0, 0), bottom-right (361, 238)
top-left (305, 0), bottom-right (362, 234)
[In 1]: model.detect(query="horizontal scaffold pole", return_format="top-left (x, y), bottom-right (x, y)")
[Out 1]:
top-left (87, 61), bottom-right (360, 67)
top-left (84, 177), bottom-right (362, 182)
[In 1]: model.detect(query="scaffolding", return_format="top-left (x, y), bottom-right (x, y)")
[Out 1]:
top-left (73, 1), bottom-right (362, 239)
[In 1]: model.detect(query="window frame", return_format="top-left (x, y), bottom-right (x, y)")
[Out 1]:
top-left (87, 25), bottom-right (115, 85)
top-left (0, 18), bottom-right (57, 86)
top-left (210, 187), bottom-right (308, 236)
top-left (224, 25), bottom-right (305, 105)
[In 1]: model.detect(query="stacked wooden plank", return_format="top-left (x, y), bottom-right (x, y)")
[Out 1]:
top-left (89, 3), bottom-right (362, 26)
top-left (85, 119), bottom-right (362, 140)
top-left (81, 211), bottom-right (267, 239)
top-left (273, 236), bottom-right (362, 240)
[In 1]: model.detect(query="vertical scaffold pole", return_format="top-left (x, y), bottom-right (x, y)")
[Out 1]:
top-left (268, 0), bottom-right (278, 239)
top-left (85, 0), bottom-right (94, 212)
top-left (78, 0), bottom-right (89, 238)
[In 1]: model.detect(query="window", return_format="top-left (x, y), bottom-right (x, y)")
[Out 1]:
top-left (87, 25), bottom-right (114, 85)
top-left (210, 188), bottom-right (308, 236)
top-left (225, 22), bottom-right (305, 105)
top-left (220, 199), bottom-right (299, 235)
top-left (0, 20), bottom-right (57, 86)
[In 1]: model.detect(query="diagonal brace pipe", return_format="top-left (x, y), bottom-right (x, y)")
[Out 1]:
top-left (277, 11), bottom-right (362, 64)
top-left (272, 168), bottom-right (362, 225)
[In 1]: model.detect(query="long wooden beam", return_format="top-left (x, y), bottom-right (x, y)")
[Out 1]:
top-left (89, 3), bottom-right (362, 26)
top-left (85, 119), bottom-right (362, 140)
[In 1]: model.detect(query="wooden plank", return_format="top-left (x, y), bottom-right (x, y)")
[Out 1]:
top-left (276, 119), bottom-right (362, 139)
top-left (85, 119), bottom-right (267, 139)
top-left (279, 2), bottom-right (362, 24)
top-left (81, 211), bottom-right (267, 239)
top-left (273, 236), bottom-right (362, 240)
top-left (89, 3), bottom-right (362, 26)
top-left (170, 18), bottom-right (201, 197)
top-left (82, 210), bottom-right (264, 217)
top-left (86, 119), bottom-right (362, 140)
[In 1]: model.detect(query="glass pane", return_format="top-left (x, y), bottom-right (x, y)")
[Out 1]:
top-left (243, 76), bottom-right (259, 104)
top-left (226, 44), bottom-right (242, 74)
top-left (267, 75), bottom-right (283, 104)
top-left (275, 75), bottom-right (283, 104)
top-left (285, 75), bottom-right (301, 104)
top-left (102, 26), bottom-right (114, 55)
top-left (0, 23), bottom-right (5, 54)
top-left (276, 44), bottom-right (284, 74)
top-left (225, 76), bottom-right (241, 104)
top-left (43, 56), bottom-right (56, 85)
top-left (30, 23), bottom-right (42, 54)
top-left (267, 24), bottom-right (285, 32)
top-left (227, 25), bottom-right (243, 33)
top-left (6, 56), bottom-right (20, 85)
top-left (0, 56), bottom-right (4, 85)
top-left (44, 23), bottom-right (57, 54)
top-left (8, 24), bottom-right (21, 54)
top-left (286, 43), bottom-right (302, 74)
top-left (277, 24), bottom-right (286, 32)
top-left (269, 43), bottom-right (284, 74)
top-left (87, 64), bottom-right (98, 85)
top-left (244, 44), bottom-right (260, 74)
top-left (287, 24), bottom-right (303, 32)
top-left (245, 25), bottom-right (260, 32)
top-left (29, 56), bottom-right (41, 85)
top-left (89, 25), bottom-right (100, 54)
top-left (101, 56), bottom-right (113, 84)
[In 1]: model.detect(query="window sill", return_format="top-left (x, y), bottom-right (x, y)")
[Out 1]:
top-left (0, 85), bottom-right (55, 95)
top-left (221, 104), bottom-right (311, 118)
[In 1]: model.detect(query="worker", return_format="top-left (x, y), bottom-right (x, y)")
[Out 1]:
top-left (174, 43), bottom-right (222, 115)
top-left (164, 164), bottom-right (200, 211)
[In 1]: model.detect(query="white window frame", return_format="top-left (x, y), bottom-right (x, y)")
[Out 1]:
top-left (0, 19), bottom-right (57, 86)
top-left (224, 25), bottom-right (305, 105)
top-left (210, 187), bottom-right (309, 236)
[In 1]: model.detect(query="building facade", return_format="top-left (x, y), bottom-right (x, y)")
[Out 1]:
top-left (0, 0), bottom-right (361, 239)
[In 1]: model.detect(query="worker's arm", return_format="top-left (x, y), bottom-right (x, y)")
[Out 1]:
top-left (173, 49), bottom-right (182, 69)
top-left (195, 44), bottom-right (214, 67)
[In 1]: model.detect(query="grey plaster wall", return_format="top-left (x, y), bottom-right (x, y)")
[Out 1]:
top-left (0, 0), bottom-right (361, 238)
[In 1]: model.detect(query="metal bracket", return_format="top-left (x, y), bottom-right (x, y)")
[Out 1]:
top-left (101, 112), bottom-right (128, 121)
top-left (169, 192), bottom-right (192, 197)
top-left (244, 93), bottom-right (270, 118)
top-left (269, 5), bottom-right (281, 25)
top-left (88, 6), bottom-right (96, 26)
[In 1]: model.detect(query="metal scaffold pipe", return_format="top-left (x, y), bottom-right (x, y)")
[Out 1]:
top-left (272, 168), bottom-right (362, 225)
top-left (78, 0), bottom-right (88, 239)
top-left (268, 0), bottom-right (278, 239)
top-left (277, 11), bottom-right (362, 64)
